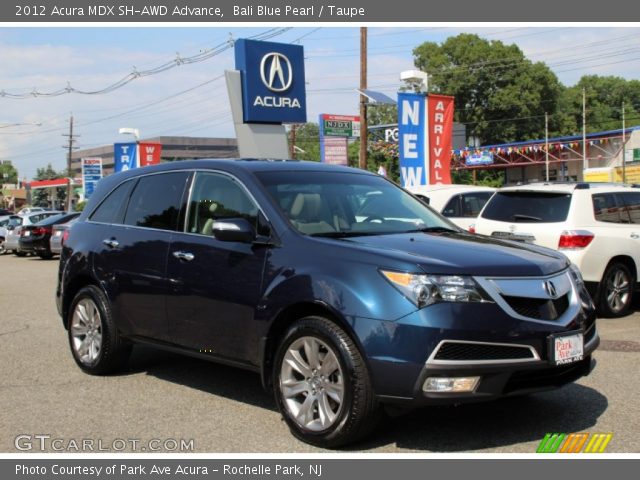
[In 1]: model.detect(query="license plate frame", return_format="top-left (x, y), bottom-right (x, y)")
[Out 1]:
top-left (548, 331), bottom-right (584, 366)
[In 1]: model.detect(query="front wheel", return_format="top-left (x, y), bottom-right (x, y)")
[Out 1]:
top-left (597, 262), bottom-right (634, 318)
top-left (68, 285), bottom-right (131, 375)
top-left (273, 316), bottom-right (379, 448)
top-left (0, 238), bottom-right (6, 255)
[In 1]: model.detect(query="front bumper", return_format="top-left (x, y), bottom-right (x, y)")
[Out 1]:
top-left (353, 275), bottom-right (598, 405)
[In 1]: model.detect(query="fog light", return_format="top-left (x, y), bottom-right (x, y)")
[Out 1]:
top-left (423, 376), bottom-right (480, 393)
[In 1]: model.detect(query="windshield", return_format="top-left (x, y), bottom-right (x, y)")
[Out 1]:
top-left (255, 171), bottom-right (457, 236)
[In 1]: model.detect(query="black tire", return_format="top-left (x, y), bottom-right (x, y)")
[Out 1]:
top-left (597, 262), bottom-right (634, 318)
top-left (67, 285), bottom-right (131, 375)
top-left (272, 316), bottom-right (379, 448)
top-left (38, 251), bottom-right (54, 260)
top-left (0, 238), bottom-right (6, 255)
top-left (15, 251), bottom-right (27, 257)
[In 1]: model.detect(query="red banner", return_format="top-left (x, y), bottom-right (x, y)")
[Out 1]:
top-left (138, 143), bottom-right (162, 167)
top-left (427, 94), bottom-right (454, 184)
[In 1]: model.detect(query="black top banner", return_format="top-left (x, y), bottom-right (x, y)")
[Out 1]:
top-left (3, 0), bottom-right (638, 22)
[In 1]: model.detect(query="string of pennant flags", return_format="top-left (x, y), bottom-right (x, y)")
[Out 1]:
top-left (453, 137), bottom-right (613, 158)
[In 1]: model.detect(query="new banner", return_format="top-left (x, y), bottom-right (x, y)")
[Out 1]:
top-left (138, 143), bottom-right (162, 167)
top-left (114, 143), bottom-right (138, 172)
top-left (427, 94), bottom-right (454, 184)
top-left (398, 92), bottom-right (428, 187)
top-left (81, 158), bottom-right (103, 200)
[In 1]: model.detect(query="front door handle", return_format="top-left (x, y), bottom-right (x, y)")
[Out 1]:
top-left (172, 251), bottom-right (195, 261)
top-left (631, 233), bottom-right (639, 240)
top-left (102, 238), bottom-right (119, 248)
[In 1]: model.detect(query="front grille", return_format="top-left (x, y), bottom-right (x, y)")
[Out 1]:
top-left (502, 293), bottom-right (569, 320)
top-left (504, 357), bottom-right (590, 394)
top-left (433, 342), bottom-right (535, 361)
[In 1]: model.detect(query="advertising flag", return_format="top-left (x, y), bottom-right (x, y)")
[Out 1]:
top-left (427, 94), bottom-right (454, 184)
top-left (397, 92), bottom-right (428, 187)
top-left (138, 143), bottom-right (162, 167)
top-left (114, 143), bottom-right (137, 172)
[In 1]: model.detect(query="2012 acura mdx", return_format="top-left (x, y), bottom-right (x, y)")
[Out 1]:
top-left (57, 160), bottom-right (599, 447)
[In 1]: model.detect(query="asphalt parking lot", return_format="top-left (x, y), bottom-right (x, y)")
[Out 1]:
top-left (1, 254), bottom-right (639, 453)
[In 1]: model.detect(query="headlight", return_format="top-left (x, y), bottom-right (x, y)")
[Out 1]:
top-left (569, 263), bottom-right (585, 288)
top-left (380, 270), bottom-right (492, 308)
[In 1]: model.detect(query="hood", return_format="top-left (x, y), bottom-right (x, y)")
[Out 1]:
top-left (341, 231), bottom-right (569, 277)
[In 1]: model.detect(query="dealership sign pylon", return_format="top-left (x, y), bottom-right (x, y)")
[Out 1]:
top-left (398, 92), bottom-right (454, 186)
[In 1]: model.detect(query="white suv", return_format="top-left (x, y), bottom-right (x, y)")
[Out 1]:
top-left (406, 184), bottom-right (496, 230)
top-left (474, 183), bottom-right (640, 317)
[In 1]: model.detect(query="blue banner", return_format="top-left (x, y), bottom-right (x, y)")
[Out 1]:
top-left (466, 151), bottom-right (494, 166)
top-left (114, 143), bottom-right (138, 172)
top-left (235, 39), bottom-right (307, 124)
top-left (397, 92), bottom-right (428, 187)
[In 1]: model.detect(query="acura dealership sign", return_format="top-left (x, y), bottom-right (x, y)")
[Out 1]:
top-left (235, 39), bottom-right (307, 123)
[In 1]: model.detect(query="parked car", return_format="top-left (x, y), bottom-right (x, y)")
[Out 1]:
top-left (0, 208), bottom-right (14, 216)
top-left (0, 215), bottom-right (22, 255)
top-left (5, 211), bottom-right (63, 256)
top-left (474, 182), bottom-right (640, 317)
top-left (17, 207), bottom-right (45, 216)
top-left (57, 160), bottom-right (598, 447)
top-left (50, 217), bottom-right (79, 256)
top-left (406, 184), bottom-right (496, 230)
top-left (19, 212), bottom-right (80, 259)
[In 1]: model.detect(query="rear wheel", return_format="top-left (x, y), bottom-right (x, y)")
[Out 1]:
top-left (68, 285), bottom-right (131, 375)
top-left (0, 238), bottom-right (5, 255)
top-left (38, 251), bottom-right (54, 260)
top-left (273, 316), bottom-right (379, 448)
top-left (15, 250), bottom-right (27, 257)
top-left (597, 262), bottom-right (634, 318)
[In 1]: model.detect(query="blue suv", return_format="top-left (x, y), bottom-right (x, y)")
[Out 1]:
top-left (57, 160), bottom-right (598, 447)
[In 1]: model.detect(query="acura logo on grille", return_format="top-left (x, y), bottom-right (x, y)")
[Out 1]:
top-left (544, 280), bottom-right (558, 299)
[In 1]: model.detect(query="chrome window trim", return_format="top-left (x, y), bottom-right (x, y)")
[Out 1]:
top-left (86, 168), bottom-right (271, 235)
top-left (426, 339), bottom-right (541, 366)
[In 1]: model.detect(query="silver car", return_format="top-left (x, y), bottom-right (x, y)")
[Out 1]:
top-left (0, 215), bottom-right (22, 255)
top-left (4, 211), bottom-right (63, 256)
top-left (50, 217), bottom-right (78, 255)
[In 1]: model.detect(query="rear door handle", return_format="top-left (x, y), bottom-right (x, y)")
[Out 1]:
top-left (172, 251), bottom-right (195, 261)
top-left (102, 239), bottom-right (119, 248)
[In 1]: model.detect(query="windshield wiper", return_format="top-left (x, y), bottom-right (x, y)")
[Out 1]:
top-left (310, 231), bottom-right (379, 238)
top-left (512, 214), bottom-right (542, 222)
top-left (405, 226), bottom-right (460, 233)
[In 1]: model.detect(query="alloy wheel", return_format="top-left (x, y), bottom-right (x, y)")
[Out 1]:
top-left (280, 336), bottom-right (345, 432)
top-left (70, 298), bottom-right (103, 365)
top-left (605, 267), bottom-right (630, 314)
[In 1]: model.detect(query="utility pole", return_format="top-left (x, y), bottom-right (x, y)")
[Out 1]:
top-left (62, 115), bottom-right (78, 211)
top-left (290, 124), bottom-right (297, 160)
top-left (622, 101), bottom-right (626, 183)
top-left (359, 27), bottom-right (368, 170)
top-left (545, 112), bottom-right (549, 182)
top-left (582, 88), bottom-right (587, 173)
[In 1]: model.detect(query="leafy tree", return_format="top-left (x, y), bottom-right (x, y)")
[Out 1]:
top-left (288, 123), bottom-right (321, 161)
top-left (413, 34), bottom-right (564, 144)
top-left (32, 163), bottom-right (66, 208)
top-left (559, 75), bottom-right (640, 134)
top-left (0, 162), bottom-right (18, 184)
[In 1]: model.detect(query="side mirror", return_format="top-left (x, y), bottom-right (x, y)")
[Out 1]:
top-left (212, 218), bottom-right (255, 244)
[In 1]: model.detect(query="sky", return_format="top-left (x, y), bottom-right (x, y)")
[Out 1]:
top-left (1, 26), bottom-right (639, 180)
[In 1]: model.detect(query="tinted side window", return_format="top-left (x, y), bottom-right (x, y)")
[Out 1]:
top-left (124, 172), bottom-right (189, 231)
top-left (442, 196), bottom-right (461, 217)
top-left (592, 193), bottom-right (630, 224)
top-left (620, 192), bottom-right (640, 224)
top-left (187, 172), bottom-right (259, 236)
top-left (460, 192), bottom-right (493, 218)
top-left (90, 180), bottom-right (136, 224)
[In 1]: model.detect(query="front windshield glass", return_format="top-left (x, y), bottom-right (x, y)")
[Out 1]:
top-left (255, 170), bottom-right (458, 237)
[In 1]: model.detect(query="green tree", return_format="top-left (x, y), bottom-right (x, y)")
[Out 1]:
top-left (288, 123), bottom-right (321, 161)
top-left (559, 75), bottom-right (640, 134)
top-left (0, 161), bottom-right (19, 184)
top-left (413, 34), bottom-right (564, 144)
top-left (32, 163), bottom-right (66, 208)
